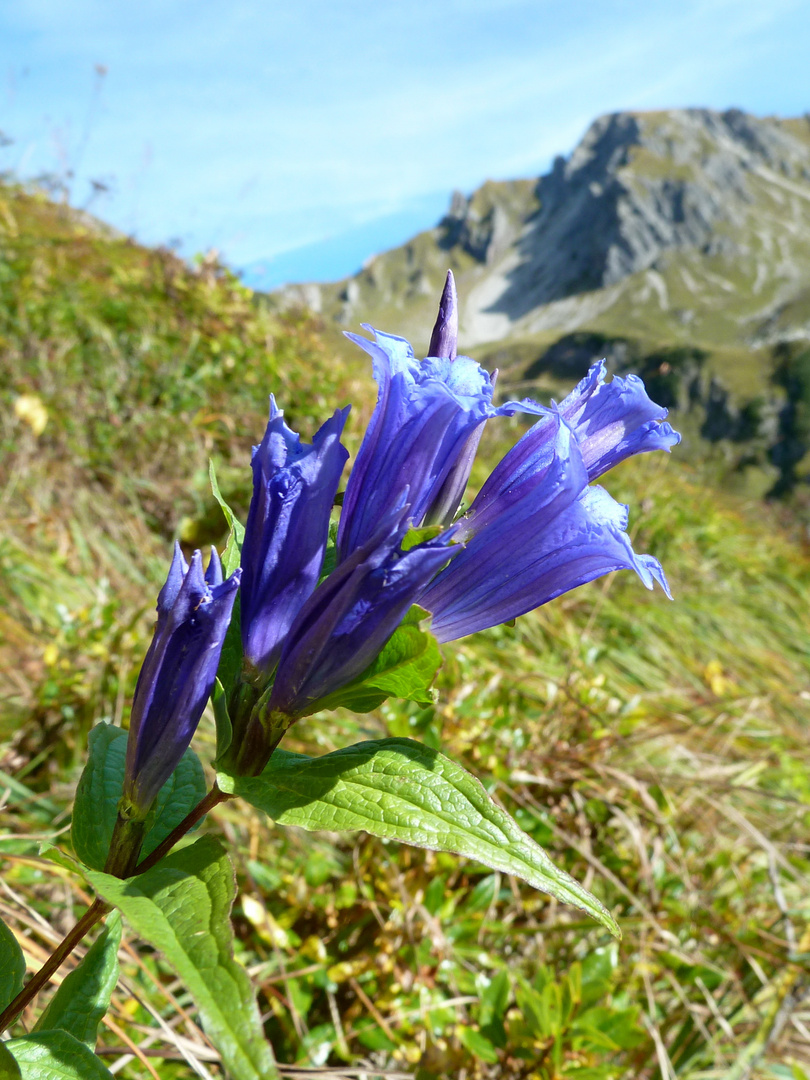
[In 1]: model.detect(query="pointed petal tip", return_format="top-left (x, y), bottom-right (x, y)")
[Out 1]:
top-left (157, 542), bottom-right (190, 614)
top-left (185, 549), bottom-right (208, 593)
top-left (334, 402), bottom-right (352, 428)
top-left (223, 564), bottom-right (242, 590)
top-left (428, 269), bottom-right (459, 360)
top-left (205, 546), bottom-right (223, 588)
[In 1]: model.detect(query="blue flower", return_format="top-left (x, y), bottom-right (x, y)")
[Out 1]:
top-left (556, 360), bottom-right (681, 480)
top-left (421, 270), bottom-right (495, 527)
top-left (240, 399), bottom-right (349, 675)
top-left (267, 505), bottom-right (457, 720)
top-left (420, 407), bottom-right (673, 643)
top-left (337, 278), bottom-right (532, 557)
top-left (123, 544), bottom-right (240, 813)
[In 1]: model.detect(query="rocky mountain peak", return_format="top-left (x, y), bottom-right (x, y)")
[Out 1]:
top-left (491, 108), bottom-right (810, 321)
top-left (273, 108), bottom-right (810, 356)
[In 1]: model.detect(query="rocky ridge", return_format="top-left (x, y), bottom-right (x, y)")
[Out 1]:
top-left (274, 108), bottom-right (810, 360)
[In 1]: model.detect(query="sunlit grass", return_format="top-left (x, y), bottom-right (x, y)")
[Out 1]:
top-left (1, 183), bottom-right (808, 1079)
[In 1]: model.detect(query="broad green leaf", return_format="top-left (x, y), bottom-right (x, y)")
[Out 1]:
top-left (37, 843), bottom-right (87, 878)
top-left (219, 738), bottom-right (619, 937)
top-left (315, 607), bottom-right (442, 714)
top-left (0, 1042), bottom-right (21, 1079)
top-left (209, 459), bottom-right (246, 696)
top-left (516, 979), bottom-right (559, 1040)
top-left (72, 723), bottom-right (207, 871)
top-left (5, 1031), bottom-right (114, 1079)
top-left (0, 917), bottom-right (25, 1013)
top-left (575, 1006), bottom-right (645, 1051)
top-left (88, 837), bottom-right (277, 1080)
top-left (570, 1018), bottom-right (623, 1052)
top-left (143, 748), bottom-right (207, 860)
top-left (33, 912), bottom-right (121, 1047)
top-left (457, 1026), bottom-right (499, 1064)
top-left (216, 590), bottom-right (243, 700)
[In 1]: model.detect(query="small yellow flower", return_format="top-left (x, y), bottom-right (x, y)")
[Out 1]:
top-left (14, 393), bottom-right (48, 436)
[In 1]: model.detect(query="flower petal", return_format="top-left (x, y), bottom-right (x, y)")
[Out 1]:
top-left (338, 327), bottom-right (507, 558)
top-left (240, 400), bottom-right (349, 673)
top-left (270, 506), bottom-right (457, 718)
top-left (557, 360), bottom-right (681, 480)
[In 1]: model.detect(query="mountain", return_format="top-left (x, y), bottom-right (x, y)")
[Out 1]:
top-left (275, 108), bottom-right (810, 350)
top-left (271, 107), bottom-right (810, 499)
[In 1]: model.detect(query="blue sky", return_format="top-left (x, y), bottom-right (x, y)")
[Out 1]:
top-left (1, 0), bottom-right (808, 287)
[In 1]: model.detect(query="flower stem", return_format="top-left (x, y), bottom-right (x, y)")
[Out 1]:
top-left (133, 782), bottom-right (233, 876)
top-left (0, 783), bottom-right (230, 1033)
top-left (0, 897), bottom-right (110, 1033)
top-left (104, 814), bottom-right (148, 878)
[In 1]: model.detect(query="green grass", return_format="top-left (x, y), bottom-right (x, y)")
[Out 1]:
top-left (1, 183), bottom-right (809, 1079)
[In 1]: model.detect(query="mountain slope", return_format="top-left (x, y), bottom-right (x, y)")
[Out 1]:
top-left (2, 175), bottom-right (810, 1077)
top-left (272, 108), bottom-right (810, 499)
top-left (277, 108), bottom-right (810, 358)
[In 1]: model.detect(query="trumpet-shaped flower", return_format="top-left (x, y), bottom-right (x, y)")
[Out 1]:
top-left (240, 399), bottom-right (349, 675)
top-left (337, 286), bottom-right (531, 558)
top-left (268, 506), bottom-right (457, 720)
top-left (421, 270), bottom-right (494, 527)
top-left (557, 360), bottom-right (681, 480)
top-left (421, 411), bottom-right (671, 643)
top-left (123, 545), bottom-right (240, 813)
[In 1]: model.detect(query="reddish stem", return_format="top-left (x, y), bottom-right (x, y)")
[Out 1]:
top-left (0, 783), bottom-right (231, 1032)
top-left (0, 898), bottom-right (110, 1032)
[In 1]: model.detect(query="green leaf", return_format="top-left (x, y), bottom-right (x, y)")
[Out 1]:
top-left (72, 723), bottom-right (207, 872)
top-left (457, 1026), bottom-right (499, 1064)
top-left (33, 912), bottom-right (121, 1047)
top-left (318, 520), bottom-right (339, 583)
top-left (0, 916), bottom-right (25, 1013)
top-left (209, 459), bottom-right (246, 696)
top-left (36, 844), bottom-right (87, 879)
top-left (480, 970), bottom-right (510, 1028)
top-left (209, 458), bottom-right (245, 576)
top-left (143, 748), bottom-right (207, 860)
top-left (401, 523), bottom-right (444, 551)
top-left (0, 1042), bottom-right (22, 1080)
top-left (87, 836), bottom-right (277, 1080)
top-left (0, 771), bottom-right (58, 816)
top-left (218, 738), bottom-right (619, 937)
top-left (213, 677), bottom-right (234, 760)
top-left (216, 589), bottom-right (243, 700)
top-left (315, 607), bottom-right (442, 714)
top-left (4, 1031), bottom-right (115, 1079)
top-left (71, 724), bottom-right (124, 871)
top-left (516, 978), bottom-right (564, 1041)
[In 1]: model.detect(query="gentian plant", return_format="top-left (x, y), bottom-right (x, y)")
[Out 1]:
top-left (0, 271), bottom-right (679, 1079)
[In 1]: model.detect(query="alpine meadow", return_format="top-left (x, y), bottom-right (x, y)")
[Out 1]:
top-left (1, 107), bottom-right (809, 1080)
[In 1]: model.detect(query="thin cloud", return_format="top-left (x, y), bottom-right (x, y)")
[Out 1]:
top-left (1, 0), bottom-right (807, 268)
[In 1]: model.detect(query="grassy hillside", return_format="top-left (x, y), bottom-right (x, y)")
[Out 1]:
top-left (1, 183), bottom-right (809, 1079)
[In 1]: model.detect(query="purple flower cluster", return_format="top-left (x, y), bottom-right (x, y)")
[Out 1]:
top-left (123, 269), bottom-right (678, 803)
